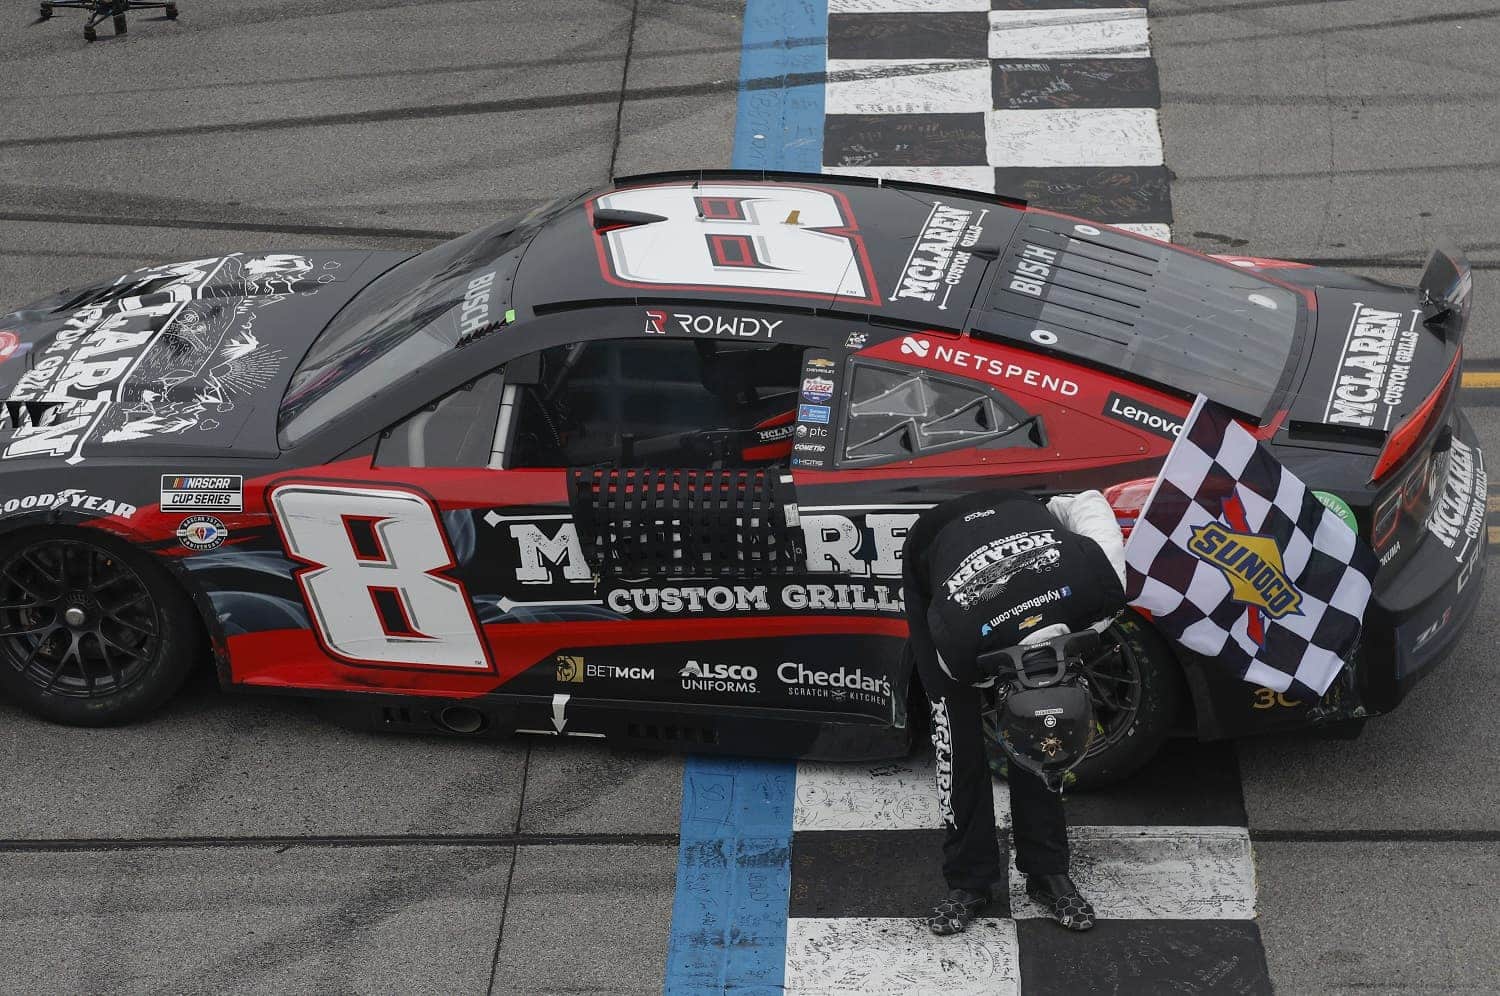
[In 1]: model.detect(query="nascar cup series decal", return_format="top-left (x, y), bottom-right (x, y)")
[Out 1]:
top-left (161, 474), bottom-right (244, 512)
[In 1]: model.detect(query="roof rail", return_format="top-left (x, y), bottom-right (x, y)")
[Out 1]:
top-left (608, 168), bottom-right (1027, 210)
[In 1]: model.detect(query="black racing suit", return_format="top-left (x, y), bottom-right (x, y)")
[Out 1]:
top-left (902, 489), bottom-right (1127, 894)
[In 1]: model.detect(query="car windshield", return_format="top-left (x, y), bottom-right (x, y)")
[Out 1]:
top-left (277, 192), bottom-right (582, 445)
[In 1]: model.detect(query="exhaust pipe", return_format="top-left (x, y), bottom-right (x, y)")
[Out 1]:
top-left (436, 705), bottom-right (488, 735)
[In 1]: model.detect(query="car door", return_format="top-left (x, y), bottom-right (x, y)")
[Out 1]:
top-left (268, 333), bottom-right (802, 701)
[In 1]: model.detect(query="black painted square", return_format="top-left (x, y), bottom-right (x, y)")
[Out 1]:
top-left (1062, 739), bottom-right (1246, 827)
top-left (993, 59), bottom-right (1161, 110)
top-left (828, 12), bottom-right (989, 61)
top-left (993, 0), bottom-right (1146, 8)
top-left (993, 166), bottom-right (1174, 224)
top-left (1017, 919), bottom-right (1274, 995)
top-left (790, 829), bottom-right (1013, 919)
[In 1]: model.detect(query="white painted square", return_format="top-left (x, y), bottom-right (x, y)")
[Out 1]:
top-left (785, 917), bottom-right (1020, 995)
top-left (1111, 222), bottom-right (1173, 242)
top-left (986, 108), bottom-right (1164, 167)
top-left (826, 59), bottom-right (992, 115)
top-left (822, 165), bottom-right (996, 193)
top-left (794, 758), bottom-right (1011, 832)
top-left (1008, 825), bottom-right (1258, 920)
top-left (832, 0), bottom-right (990, 11)
top-left (988, 8), bottom-right (1151, 59)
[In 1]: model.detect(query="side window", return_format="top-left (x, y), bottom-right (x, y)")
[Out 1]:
top-left (841, 361), bottom-right (1037, 464)
top-left (374, 370), bottom-right (505, 468)
top-left (508, 338), bottom-right (803, 468)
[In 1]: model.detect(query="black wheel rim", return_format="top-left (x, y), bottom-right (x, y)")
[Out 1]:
top-left (981, 623), bottom-right (1144, 762)
top-left (0, 538), bottom-right (159, 699)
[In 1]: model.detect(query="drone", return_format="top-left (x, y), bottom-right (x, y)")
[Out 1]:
top-left (38, 0), bottom-right (179, 42)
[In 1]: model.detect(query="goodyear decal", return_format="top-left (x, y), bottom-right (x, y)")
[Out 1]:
top-left (1187, 522), bottom-right (1304, 619)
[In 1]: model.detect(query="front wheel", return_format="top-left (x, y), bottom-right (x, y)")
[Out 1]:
top-left (983, 613), bottom-right (1185, 790)
top-left (0, 530), bottom-right (201, 726)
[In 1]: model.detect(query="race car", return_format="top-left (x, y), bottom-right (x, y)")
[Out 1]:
top-left (0, 170), bottom-right (1481, 787)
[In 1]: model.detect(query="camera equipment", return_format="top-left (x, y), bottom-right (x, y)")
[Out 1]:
top-left (38, 0), bottom-right (179, 42)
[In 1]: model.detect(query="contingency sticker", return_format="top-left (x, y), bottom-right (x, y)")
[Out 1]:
top-left (792, 350), bottom-right (841, 469)
top-left (161, 474), bottom-right (244, 512)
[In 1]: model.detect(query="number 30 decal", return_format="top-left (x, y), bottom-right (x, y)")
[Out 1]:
top-left (270, 483), bottom-right (492, 671)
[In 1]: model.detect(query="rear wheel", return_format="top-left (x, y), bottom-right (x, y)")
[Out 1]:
top-left (983, 613), bottom-right (1185, 789)
top-left (0, 530), bottom-right (200, 726)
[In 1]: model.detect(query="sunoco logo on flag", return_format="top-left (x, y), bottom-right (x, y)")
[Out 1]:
top-left (1187, 521), bottom-right (1303, 621)
top-left (1124, 395), bottom-right (1378, 696)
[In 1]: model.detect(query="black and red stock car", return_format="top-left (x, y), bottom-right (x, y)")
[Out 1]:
top-left (0, 171), bottom-right (1482, 785)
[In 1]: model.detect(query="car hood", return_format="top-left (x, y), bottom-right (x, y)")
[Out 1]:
top-left (0, 250), bottom-right (408, 463)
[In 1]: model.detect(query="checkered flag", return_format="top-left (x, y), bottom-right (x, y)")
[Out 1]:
top-left (1124, 395), bottom-right (1379, 696)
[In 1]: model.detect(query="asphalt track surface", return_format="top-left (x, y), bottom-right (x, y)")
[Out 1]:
top-left (1, 1), bottom-right (1499, 993)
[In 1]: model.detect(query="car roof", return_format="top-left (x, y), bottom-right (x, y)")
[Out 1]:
top-left (511, 169), bottom-right (1306, 420)
top-left (514, 169), bottom-right (1026, 331)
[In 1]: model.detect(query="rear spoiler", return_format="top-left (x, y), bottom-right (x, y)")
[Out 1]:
top-left (1418, 241), bottom-right (1473, 337)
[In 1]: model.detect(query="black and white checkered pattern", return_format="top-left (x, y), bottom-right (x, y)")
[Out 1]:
top-left (791, 7), bottom-right (1279, 993)
top-left (824, 0), bottom-right (1172, 239)
top-left (1125, 395), bottom-right (1380, 697)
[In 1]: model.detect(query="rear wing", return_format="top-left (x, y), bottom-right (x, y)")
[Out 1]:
top-left (1418, 241), bottom-right (1473, 338)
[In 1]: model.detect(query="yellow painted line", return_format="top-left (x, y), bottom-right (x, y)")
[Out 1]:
top-left (1490, 495), bottom-right (1500, 514)
top-left (1462, 371), bottom-right (1500, 389)
top-left (1490, 525), bottom-right (1500, 546)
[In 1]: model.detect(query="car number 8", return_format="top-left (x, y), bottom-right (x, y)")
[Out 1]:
top-left (594, 183), bottom-right (878, 303)
top-left (270, 483), bottom-right (492, 671)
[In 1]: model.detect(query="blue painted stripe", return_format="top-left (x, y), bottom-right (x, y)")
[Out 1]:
top-left (665, 758), bottom-right (796, 994)
top-left (731, 0), bottom-right (827, 176)
top-left (664, 1), bottom-right (825, 992)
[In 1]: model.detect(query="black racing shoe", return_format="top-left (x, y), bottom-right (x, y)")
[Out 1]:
top-left (927, 888), bottom-right (992, 936)
top-left (1025, 873), bottom-right (1096, 931)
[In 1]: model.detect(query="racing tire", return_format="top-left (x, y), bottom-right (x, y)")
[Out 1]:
top-left (0, 529), bottom-right (201, 726)
top-left (84, 24), bottom-right (96, 40)
top-left (39, 3), bottom-right (52, 20)
top-left (113, 13), bottom-right (127, 34)
top-left (165, 2), bottom-right (177, 18)
top-left (983, 613), bottom-right (1185, 790)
